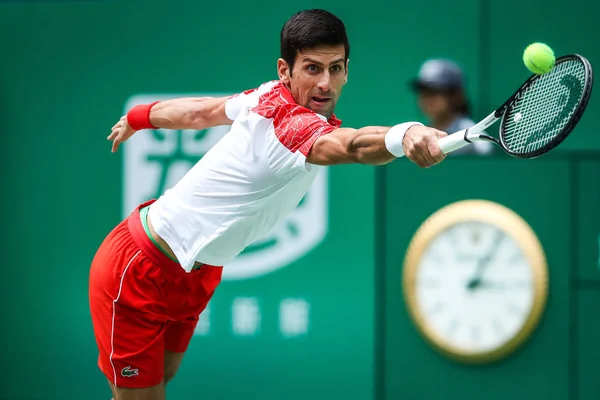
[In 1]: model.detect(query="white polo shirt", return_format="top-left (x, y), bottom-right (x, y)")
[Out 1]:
top-left (147, 80), bottom-right (342, 272)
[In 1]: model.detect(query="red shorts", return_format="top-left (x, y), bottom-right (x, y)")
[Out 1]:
top-left (88, 200), bottom-right (222, 388)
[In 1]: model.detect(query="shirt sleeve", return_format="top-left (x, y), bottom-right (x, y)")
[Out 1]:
top-left (273, 105), bottom-right (338, 157)
top-left (225, 81), bottom-right (280, 122)
top-left (225, 88), bottom-right (257, 121)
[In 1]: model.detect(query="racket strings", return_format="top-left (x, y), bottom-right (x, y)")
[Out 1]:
top-left (502, 60), bottom-right (586, 154)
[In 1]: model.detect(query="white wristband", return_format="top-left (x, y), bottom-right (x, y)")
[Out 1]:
top-left (384, 122), bottom-right (423, 158)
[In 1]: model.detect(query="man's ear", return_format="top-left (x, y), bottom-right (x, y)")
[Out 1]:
top-left (278, 58), bottom-right (291, 85)
top-left (344, 59), bottom-right (349, 84)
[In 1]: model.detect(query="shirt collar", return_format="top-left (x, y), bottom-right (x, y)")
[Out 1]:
top-left (278, 81), bottom-right (342, 128)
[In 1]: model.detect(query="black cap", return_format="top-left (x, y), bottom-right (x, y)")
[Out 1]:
top-left (410, 59), bottom-right (464, 91)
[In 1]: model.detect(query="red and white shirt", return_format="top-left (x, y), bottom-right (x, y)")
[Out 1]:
top-left (148, 80), bottom-right (342, 272)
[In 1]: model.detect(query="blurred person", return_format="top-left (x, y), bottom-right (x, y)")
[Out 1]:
top-left (410, 59), bottom-right (495, 156)
top-left (90, 9), bottom-right (448, 400)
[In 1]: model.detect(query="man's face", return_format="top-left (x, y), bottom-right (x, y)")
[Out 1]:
top-left (417, 88), bottom-right (450, 120)
top-left (278, 44), bottom-right (348, 119)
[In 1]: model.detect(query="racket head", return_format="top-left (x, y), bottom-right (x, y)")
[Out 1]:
top-left (498, 54), bottom-right (593, 158)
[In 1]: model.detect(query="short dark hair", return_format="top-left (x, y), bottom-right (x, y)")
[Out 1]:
top-left (449, 88), bottom-right (471, 116)
top-left (280, 9), bottom-right (350, 73)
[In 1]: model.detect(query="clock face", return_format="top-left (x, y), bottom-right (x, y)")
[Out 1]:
top-left (415, 220), bottom-right (535, 355)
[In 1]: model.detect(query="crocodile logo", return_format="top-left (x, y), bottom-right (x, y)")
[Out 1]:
top-left (121, 366), bottom-right (139, 377)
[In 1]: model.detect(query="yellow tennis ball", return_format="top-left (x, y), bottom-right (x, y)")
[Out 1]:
top-left (523, 43), bottom-right (555, 74)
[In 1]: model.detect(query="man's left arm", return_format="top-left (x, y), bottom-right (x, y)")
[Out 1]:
top-left (307, 124), bottom-right (448, 168)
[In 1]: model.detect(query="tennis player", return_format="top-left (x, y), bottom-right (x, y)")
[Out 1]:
top-left (89, 8), bottom-right (447, 400)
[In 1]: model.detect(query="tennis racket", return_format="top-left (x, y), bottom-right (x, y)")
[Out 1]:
top-left (413, 54), bottom-right (593, 158)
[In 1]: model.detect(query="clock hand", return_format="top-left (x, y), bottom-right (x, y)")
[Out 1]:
top-left (478, 280), bottom-right (531, 290)
top-left (477, 280), bottom-right (506, 290)
top-left (467, 229), bottom-right (505, 290)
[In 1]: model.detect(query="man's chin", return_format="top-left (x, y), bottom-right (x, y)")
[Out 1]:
top-left (306, 104), bottom-right (334, 119)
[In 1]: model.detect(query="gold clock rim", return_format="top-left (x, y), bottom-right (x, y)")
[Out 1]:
top-left (402, 199), bottom-right (548, 364)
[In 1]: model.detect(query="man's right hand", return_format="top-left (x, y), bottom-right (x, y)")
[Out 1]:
top-left (402, 125), bottom-right (447, 168)
top-left (108, 115), bottom-right (136, 153)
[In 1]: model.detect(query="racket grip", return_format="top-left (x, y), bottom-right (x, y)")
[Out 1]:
top-left (438, 130), bottom-right (471, 154)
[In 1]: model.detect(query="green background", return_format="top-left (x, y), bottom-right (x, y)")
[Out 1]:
top-left (0, 0), bottom-right (598, 399)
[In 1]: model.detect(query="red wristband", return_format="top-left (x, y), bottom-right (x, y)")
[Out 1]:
top-left (127, 101), bottom-right (160, 131)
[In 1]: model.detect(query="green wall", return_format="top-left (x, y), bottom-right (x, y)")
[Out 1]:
top-left (381, 154), bottom-right (599, 400)
top-left (0, 0), bottom-right (598, 399)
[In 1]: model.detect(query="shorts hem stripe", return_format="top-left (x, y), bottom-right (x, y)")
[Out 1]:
top-left (109, 250), bottom-right (141, 388)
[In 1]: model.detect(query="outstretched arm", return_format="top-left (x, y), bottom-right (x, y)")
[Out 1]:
top-left (108, 96), bottom-right (232, 153)
top-left (307, 123), bottom-right (447, 168)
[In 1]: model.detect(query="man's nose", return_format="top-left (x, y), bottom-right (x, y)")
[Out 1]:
top-left (316, 71), bottom-right (331, 93)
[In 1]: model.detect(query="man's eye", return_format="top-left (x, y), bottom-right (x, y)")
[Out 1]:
top-left (331, 65), bottom-right (342, 73)
top-left (307, 65), bottom-right (319, 73)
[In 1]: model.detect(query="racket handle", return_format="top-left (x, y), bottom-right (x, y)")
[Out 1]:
top-left (438, 130), bottom-right (471, 154)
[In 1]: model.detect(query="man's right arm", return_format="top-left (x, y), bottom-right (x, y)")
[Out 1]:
top-left (108, 96), bottom-right (234, 153)
top-left (148, 96), bottom-right (233, 130)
